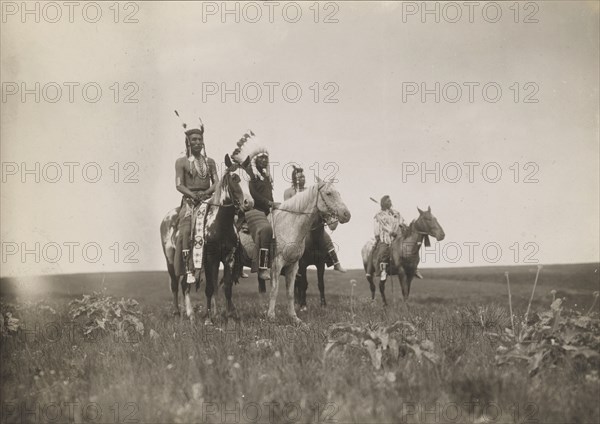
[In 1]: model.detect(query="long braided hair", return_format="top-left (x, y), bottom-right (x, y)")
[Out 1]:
top-left (291, 166), bottom-right (304, 190)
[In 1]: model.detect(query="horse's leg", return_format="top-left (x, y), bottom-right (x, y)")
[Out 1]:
top-left (294, 272), bottom-right (301, 305)
top-left (294, 260), bottom-right (303, 305)
top-left (258, 275), bottom-right (266, 294)
top-left (223, 250), bottom-right (239, 321)
top-left (297, 264), bottom-right (308, 311)
top-left (397, 268), bottom-right (411, 316)
top-left (317, 261), bottom-right (326, 307)
top-left (169, 264), bottom-right (180, 316)
top-left (267, 258), bottom-right (280, 320)
top-left (223, 273), bottom-right (237, 321)
top-left (379, 278), bottom-right (388, 307)
top-left (217, 271), bottom-right (224, 316)
top-left (406, 271), bottom-right (414, 299)
top-left (367, 275), bottom-right (376, 302)
top-left (181, 277), bottom-right (194, 323)
top-left (366, 253), bottom-right (376, 302)
top-left (301, 267), bottom-right (309, 309)
top-left (203, 259), bottom-right (216, 325)
top-left (398, 268), bottom-right (410, 300)
top-left (285, 262), bottom-right (301, 324)
top-left (204, 277), bottom-right (214, 326)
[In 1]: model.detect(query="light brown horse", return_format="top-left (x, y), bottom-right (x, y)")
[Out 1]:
top-left (362, 207), bottom-right (445, 305)
top-left (241, 180), bottom-right (351, 323)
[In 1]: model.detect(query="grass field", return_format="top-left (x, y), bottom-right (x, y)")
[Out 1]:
top-left (1, 263), bottom-right (599, 423)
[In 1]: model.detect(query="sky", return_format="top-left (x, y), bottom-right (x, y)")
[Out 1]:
top-left (1, 1), bottom-right (599, 277)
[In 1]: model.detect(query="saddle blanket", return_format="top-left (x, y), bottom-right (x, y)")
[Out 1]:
top-left (193, 202), bottom-right (208, 269)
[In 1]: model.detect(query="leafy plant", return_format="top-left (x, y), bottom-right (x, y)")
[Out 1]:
top-left (68, 291), bottom-right (144, 342)
top-left (324, 320), bottom-right (439, 370)
top-left (494, 270), bottom-right (599, 377)
top-left (0, 309), bottom-right (20, 336)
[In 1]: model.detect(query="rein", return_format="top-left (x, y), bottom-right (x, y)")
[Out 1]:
top-left (275, 183), bottom-right (339, 224)
top-left (270, 184), bottom-right (339, 261)
top-left (196, 172), bottom-right (241, 210)
top-left (405, 218), bottom-right (431, 248)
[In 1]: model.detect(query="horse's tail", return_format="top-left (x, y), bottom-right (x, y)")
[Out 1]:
top-left (160, 207), bottom-right (180, 268)
top-left (361, 239), bottom-right (375, 273)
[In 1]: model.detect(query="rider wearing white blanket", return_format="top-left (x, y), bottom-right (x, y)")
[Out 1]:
top-left (373, 195), bottom-right (423, 281)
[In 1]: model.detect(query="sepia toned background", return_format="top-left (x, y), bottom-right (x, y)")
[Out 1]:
top-left (1, 1), bottom-right (598, 277)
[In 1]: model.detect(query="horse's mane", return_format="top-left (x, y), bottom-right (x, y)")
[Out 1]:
top-left (402, 217), bottom-right (426, 239)
top-left (278, 183), bottom-right (320, 213)
top-left (208, 174), bottom-right (225, 205)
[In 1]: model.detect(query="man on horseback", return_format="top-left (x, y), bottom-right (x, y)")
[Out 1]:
top-left (284, 166), bottom-right (346, 273)
top-left (233, 133), bottom-right (276, 281)
top-left (174, 120), bottom-right (218, 285)
top-left (372, 195), bottom-right (423, 281)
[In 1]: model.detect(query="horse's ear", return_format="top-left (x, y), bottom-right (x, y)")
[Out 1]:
top-left (224, 154), bottom-right (232, 168)
top-left (417, 207), bottom-right (424, 214)
top-left (242, 156), bottom-right (251, 169)
top-left (427, 205), bottom-right (431, 212)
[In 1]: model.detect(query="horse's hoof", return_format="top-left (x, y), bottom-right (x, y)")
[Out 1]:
top-left (232, 308), bottom-right (240, 321)
top-left (320, 301), bottom-right (327, 307)
top-left (300, 306), bottom-right (308, 312)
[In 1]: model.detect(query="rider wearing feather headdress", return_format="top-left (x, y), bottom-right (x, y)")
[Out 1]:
top-left (232, 132), bottom-right (277, 281)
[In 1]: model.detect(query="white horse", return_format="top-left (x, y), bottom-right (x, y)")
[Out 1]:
top-left (242, 180), bottom-right (351, 323)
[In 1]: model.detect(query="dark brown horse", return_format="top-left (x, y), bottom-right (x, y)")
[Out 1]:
top-left (160, 154), bottom-right (252, 322)
top-left (362, 207), bottom-right (445, 306)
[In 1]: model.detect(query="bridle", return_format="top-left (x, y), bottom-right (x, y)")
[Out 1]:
top-left (315, 182), bottom-right (339, 226)
top-left (275, 183), bottom-right (339, 222)
top-left (271, 182), bottom-right (341, 234)
top-left (220, 171), bottom-right (243, 211)
top-left (199, 168), bottom-right (243, 211)
top-left (412, 215), bottom-right (432, 247)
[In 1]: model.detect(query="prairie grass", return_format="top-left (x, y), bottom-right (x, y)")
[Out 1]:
top-left (1, 265), bottom-right (598, 423)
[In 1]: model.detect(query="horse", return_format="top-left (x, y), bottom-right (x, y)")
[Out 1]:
top-left (160, 154), bottom-right (252, 322)
top-left (240, 180), bottom-right (351, 323)
top-left (241, 214), bottom-right (332, 309)
top-left (361, 206), bottom-right (445, 306)
top-left (294, 216), bottom-right (332, 310)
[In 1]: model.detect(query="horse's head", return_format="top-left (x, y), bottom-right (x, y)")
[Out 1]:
top-left (222, 154), bottom-right (253, 211)
top-left (414, 206), bottom-right (445, 241)
top-left (316, 178), bottom-right (351, 231)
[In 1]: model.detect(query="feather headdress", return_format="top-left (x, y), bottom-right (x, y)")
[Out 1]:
top-left (174, 110), bottom-right (204, 136)
top-left (174, 110), bottom-right (205, 158)
top-left (231, 130), bottom-right (271, 182)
